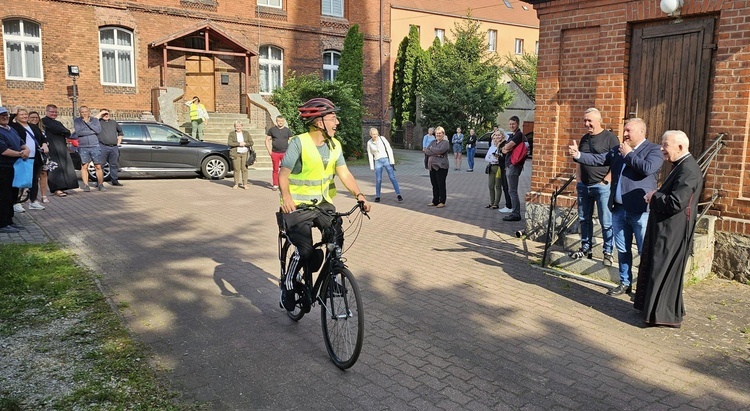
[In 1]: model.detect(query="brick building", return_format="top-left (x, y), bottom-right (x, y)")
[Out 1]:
top-left (522, 0), bottom-right (750, 282)
top-left (1, 0), bottom-right (392, 132)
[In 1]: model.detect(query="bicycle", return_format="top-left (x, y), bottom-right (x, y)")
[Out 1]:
top-left (277, 200), bottom-right (369, 369)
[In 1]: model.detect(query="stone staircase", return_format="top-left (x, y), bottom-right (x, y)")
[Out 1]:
top-left (541, 215), bottom-right (717, 287)
top-left (539, 209), bottom-right (716, 285)
top-left (181, 112), bottom-right (271, 169)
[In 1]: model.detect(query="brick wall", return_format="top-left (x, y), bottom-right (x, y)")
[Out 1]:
top-left (526, 0), bottom-right (750, 280)
top-left (1, 0), bottom-right (391, 129)
top-left (529, 0), bottom-right (750, 235)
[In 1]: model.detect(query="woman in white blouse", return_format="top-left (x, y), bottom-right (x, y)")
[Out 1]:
top-left (366, 128), bottom-right (402, 203)
top-left (227, 121), bottom-right (253, 190)
top-left (483, 132), bottom-right (505, 209)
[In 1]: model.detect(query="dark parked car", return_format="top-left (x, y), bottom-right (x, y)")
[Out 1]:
top-left (475, 129), bottom-right (507, 157)
top-left (475, 129), bottom-right (533, 159)
top-left (72, 121), bottom-right (232, 180)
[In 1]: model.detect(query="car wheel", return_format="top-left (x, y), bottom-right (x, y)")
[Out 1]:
top-left (87, 162), bottom-right (111, 182)
top-left (201, 156), bottom-right (228, 179)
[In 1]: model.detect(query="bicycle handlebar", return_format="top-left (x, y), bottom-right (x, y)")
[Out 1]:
top-left (296, 200), bottom-right (370, 219)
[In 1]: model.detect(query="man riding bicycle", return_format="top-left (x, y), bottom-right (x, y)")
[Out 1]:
top-left (278, 97), bottom-right (371, 311)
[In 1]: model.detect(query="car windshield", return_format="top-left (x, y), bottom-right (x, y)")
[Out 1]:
top-left (147, 125), bottom-right (184, 143)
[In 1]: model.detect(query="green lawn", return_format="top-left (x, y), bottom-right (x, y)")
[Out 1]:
top-left (0, 243), bottom-right (202, 410)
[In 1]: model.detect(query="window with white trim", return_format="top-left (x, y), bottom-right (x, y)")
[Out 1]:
top-left (323, 50), bottom-right (340, 82)
top-left (3, 19), bottom-right (43, 81)
top-left (514, 38), bottom-right (524, 55)
top-left (259, 45), bottom-right (283, 94)
top-left (488, 30), bottom-right (497, 52)
top-left (322, 0), bottom-right (344, 17)
top-left (99, 27), bottom-right (135, 86)
top-left (257, 0), bottom-right (282, 7)
top-left (435, 29), bottom-right (445, 45)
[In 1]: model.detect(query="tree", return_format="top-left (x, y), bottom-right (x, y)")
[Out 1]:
top-left (337, 24), bottom-right (364, 106)
top-left (420, 18), bottom-right (512, 133)
top-left (390, 35), bottom-right (409, 129)
top-left (389, 25), bottom-right (424, 129)
top-left (503, 53), bottom-right (537, 101)
top-left (271, 73), bottom-right (362, 158)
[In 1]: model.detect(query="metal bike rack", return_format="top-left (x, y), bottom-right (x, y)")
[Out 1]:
top-left (542, 174), bottom-right (576, 268)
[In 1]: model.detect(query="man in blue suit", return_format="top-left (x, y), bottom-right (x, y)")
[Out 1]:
top-left (573, 118), bottom-right (664, 295)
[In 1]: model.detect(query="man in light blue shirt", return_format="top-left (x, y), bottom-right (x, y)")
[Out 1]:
top-left (73, 106), bottom-right (104, 192)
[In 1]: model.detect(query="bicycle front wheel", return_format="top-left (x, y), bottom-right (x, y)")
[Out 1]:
top-left (320, 267), bottom-right (364, 369)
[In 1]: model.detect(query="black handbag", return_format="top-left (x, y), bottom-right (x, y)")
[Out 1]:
top-left (485, 163), bottom-right (492, 174)
top-left (246, 149), bottom-right (257, 167)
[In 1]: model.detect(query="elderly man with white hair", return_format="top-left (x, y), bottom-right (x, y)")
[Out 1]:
top-left (633, 130), bottom-right (703, 328)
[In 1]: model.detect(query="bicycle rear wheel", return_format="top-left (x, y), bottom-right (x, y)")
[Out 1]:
top-left (320, 267), bottom-right (364, 369)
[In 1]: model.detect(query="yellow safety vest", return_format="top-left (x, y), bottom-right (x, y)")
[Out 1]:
top-left (287, 132), bottom-right (341, 205)
top-left (189, 103), bottom-right (201, 121)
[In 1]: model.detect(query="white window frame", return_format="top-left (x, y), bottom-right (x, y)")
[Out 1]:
top-left (535, 41), bottom-right (539, 55)
top-left (257, 0), bottom-right (282, 8)
top-left (488, 30), bottom-right (497, 52)
top-left (435, 29), bottom-right (445, 45)
top-left (2, 19), bottom-right (43, 81)
top-left (99, 27), bottom-right (135, 86)
top-left (322, 0), bottom-right (344, 18)
top-left (514, 38), bottom-right (524, 55)
top-left (259, 45), bottom-right (283, 94)
top-left (323, 50), bottom-right (340, 82)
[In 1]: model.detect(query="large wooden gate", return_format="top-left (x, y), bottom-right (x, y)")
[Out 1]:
top-left (627, 17), bottom-right (715, 156)
top-left (185, 55), bottom-right (215, 112)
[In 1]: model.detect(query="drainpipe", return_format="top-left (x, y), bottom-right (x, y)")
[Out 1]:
top-left (380, 0), bottom-right (385, 131)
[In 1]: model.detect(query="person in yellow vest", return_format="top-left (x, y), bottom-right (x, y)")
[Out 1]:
top-left (185, 96), bottom-right (209, 141)
top-left (277, 97), bottom-right (371, 311)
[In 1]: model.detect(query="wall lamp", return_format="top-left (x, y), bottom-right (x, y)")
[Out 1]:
top-left (67, 65), bottom-right (80, 77)
top-left (660, 0), bottom-right (684, 16)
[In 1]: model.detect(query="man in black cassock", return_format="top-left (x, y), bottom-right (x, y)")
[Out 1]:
top-left (633, 130), bottom-right (703, 328)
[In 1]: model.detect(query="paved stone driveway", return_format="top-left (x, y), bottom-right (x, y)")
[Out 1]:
top-left (5, 149), bottom-right (749, 410)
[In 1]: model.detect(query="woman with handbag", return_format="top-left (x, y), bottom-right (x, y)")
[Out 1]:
top-left (10, 107), bottom-right (47, 210)
top-left (227, 121), bottom-right (253, 190)
top-left (366, 128), bottom-right (402, 203)
top-left (483, 132), bottom-right (505, 209)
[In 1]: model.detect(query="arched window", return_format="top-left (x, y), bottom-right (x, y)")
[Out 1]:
top-left (323, 50), bottom-right (340, 82)
top-left (99, 27), bottom-right (135, 86)
top-left (259, 45), bottom-right (283, 94)
top-left (2, 19), bottom-right (43, 80)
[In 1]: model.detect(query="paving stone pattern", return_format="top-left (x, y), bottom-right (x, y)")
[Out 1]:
top-left (5, 149), bottom-right (749, 410)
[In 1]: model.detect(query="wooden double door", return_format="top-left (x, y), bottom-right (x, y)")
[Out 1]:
top-left (185, 55), bottom-right (215, 112)
top-left (627, 17), bottom-right (715, 157)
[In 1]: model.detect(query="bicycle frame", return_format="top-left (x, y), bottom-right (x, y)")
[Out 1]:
top-left (278, 201), bottom-right (366, 310)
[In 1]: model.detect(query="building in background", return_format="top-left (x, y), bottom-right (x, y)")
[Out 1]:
top-left (389, 0), bottom-right (539, 137)
top-left (523, 0), bottom-right (750, 283)
top-left (1, 0), bottom-right (392, 139)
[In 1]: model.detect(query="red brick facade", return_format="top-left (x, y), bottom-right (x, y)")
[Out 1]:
top-left (1, 0), bottom-right (391, 128)
top-left (526, 0), bottom-right (750, 236)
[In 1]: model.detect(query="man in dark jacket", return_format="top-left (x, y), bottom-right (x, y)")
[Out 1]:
top-left (96, 109), bottom-right (124, 186)
top-left (0, 107), bottom-right (30, 233)
top-left (574, 118), bottom-right (664, 295)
